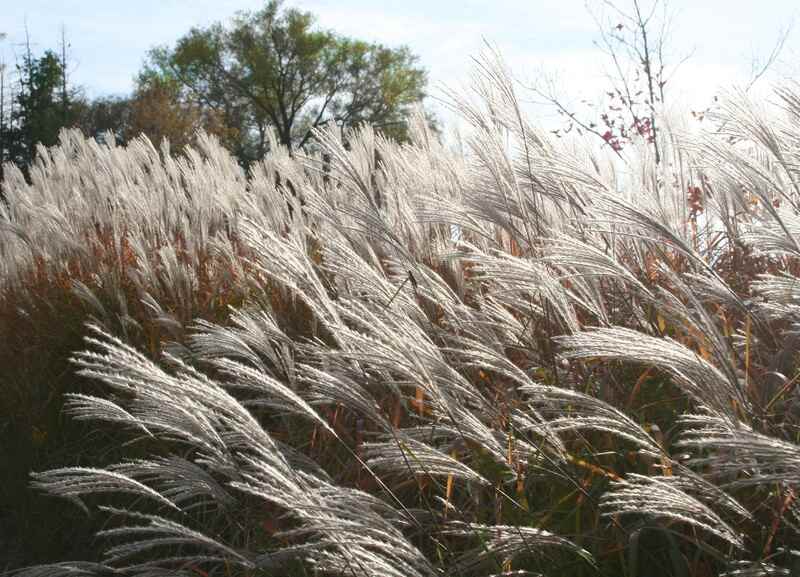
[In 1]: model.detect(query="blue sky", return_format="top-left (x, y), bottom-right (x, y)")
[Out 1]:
top-left (2, 1), bottom-right (799, 127)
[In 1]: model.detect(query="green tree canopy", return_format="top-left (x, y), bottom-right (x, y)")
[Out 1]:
top-left (143, 0), bottom-right (428, 161)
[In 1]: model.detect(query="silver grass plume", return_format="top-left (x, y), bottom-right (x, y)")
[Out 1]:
top-left (556, 327), bottom-right (747, 418)
top-left (600, 473), bottom-right (746, 550)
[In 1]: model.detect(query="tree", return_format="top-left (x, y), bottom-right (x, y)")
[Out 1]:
top-left (125, 75), bottom-right (236, 152)
top-left (537, 0), bottom-right (789, 163)
top-left (532, 0), bottom-right (676, 163)
top-left (8, 50), bottom-right (66, 166)
top-left (6, 31), bottom-right (83, 169)
top-left (73, 79), bottom-right (234, 151)
top-left (144, 0), bottom-right (427, 161)
top-left (73, 95), bottom-right (132, 145)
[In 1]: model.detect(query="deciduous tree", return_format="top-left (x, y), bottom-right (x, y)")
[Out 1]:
top-left (144, 0), bottom-right (427, 161)
top-left (127, 76), bottom-right (235, 153)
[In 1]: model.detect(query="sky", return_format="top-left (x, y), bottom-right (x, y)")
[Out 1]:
top-left (2, 0), bottom-right (800, 130)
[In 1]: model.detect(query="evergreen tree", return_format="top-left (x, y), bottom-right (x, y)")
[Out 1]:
top-left (6, 46), bottom-right (84, 171)
top-left (9, 50), bottom-right (64, 166)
